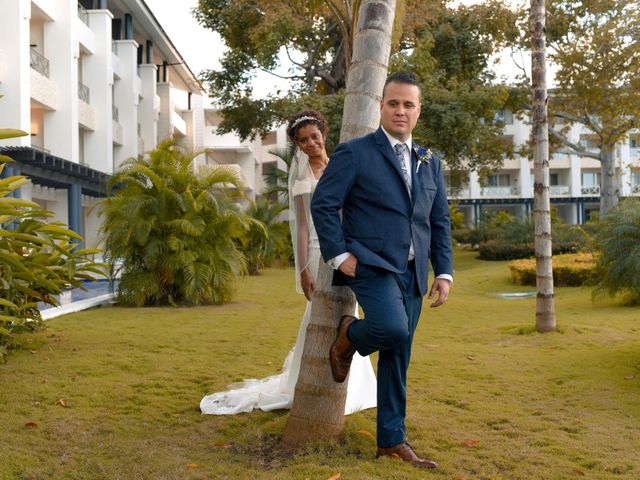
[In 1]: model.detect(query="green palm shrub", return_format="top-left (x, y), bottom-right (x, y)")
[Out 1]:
top-left (240, 195), bottom-right (290, 274)
top-left (593, 198), bottom-right (640, 304)
top-left (263, 146), bottom-right (295, 202)
top-left (0, 129), bottom-right (104, 360)
top-left (99, 140), bottom-right (249, 306)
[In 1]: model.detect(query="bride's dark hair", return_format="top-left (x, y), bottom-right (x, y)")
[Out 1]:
top-left (286, 109), bottom-right (328, 142)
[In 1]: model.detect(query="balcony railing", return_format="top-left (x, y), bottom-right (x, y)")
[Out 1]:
top-left (481, 186), bottom-right (519, 196)
top-left (447, 187), bottom-right (470, 198)
top-left (78, 81), bottom-right (90, 103)
top-left (581, 185), bottom-right (600, 195)
top-left (549, 185), bottom-right (570, 196)
top-left (30, 48), bottom-right (50, 78)
top-left (77, 2), bottom-right (89, 25)
top-left (112, 105), bottom-right (119, 122)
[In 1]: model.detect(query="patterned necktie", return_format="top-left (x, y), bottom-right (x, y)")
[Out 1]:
top-left (394, 142), bottom-right (411, 191)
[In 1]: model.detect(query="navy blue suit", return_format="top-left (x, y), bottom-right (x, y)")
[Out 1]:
top-left (311, 127), bottom-right (453, 447)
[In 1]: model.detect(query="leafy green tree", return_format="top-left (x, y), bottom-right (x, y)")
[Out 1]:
top-left (515, 0), bottom-right (640, 214)
top-left (593, 198), bottom-right (640, 304)
top-left (0, 129), bottom-right (104, 361)
top-left (99, 140), bottom-right (249, 306)
top-left (195, 0), bottom-right (520, 176)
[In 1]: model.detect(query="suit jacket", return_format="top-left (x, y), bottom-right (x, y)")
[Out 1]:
top-left (310, 127), bottom-right (453, 297)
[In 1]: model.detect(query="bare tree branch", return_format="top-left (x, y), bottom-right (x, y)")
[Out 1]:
top-left (549, 127), bottom-right (601, 160)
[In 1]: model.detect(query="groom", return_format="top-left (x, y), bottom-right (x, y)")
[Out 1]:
top-left (311, 72), bottom-right (453, 469)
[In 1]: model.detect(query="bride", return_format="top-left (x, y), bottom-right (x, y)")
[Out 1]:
top-left (200, 109), bottom-right (377, 415)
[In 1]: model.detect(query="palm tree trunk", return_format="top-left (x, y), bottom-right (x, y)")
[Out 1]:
top-left (531, 0), bottom-right (556, 333)
top-left (282, 0), bottom-right (397, 444)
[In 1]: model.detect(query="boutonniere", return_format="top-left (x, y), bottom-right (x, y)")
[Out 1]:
top-left (414, 145), bottom-right (433, 173)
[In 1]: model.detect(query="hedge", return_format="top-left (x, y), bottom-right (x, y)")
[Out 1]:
top-left (509, 253), bottom-right (597, 286)
top-left (478, 240), bottom-right (579, 261)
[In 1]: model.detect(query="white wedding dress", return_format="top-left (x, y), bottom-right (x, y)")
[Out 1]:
top-left (200, 151), bottom-right (377, 416)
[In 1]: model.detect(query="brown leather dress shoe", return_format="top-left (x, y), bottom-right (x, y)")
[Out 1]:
top-left (376, 442), bottom-right (438, 469)
top-left (329, 315), bottom-right (357, 383)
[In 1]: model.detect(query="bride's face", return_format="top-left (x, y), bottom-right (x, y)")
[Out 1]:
top-left (295, 124), bottom-right (326, 158)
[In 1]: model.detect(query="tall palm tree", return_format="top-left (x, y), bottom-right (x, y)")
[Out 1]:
top-left (99, 139), bottom-right (248, 306)
top-left (531, 0), bottom-right (556, 332)
top-left (283, 0), bottom-right (398, 444)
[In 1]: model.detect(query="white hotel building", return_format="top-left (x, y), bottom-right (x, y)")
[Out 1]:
top-left (0, 0), bottom-right (287, 249)
top-left (447, 111), bottom-right (640, 226)
top-left (1, 1), bottom-right (638, 248)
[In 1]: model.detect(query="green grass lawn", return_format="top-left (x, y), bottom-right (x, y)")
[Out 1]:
top-left (1, 249), bottom-right (639, 480)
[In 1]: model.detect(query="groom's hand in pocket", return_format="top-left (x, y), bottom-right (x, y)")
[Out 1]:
top-left (338, 254), bottom-right (357, 278)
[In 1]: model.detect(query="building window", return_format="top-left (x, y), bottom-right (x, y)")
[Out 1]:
top-left (582, 172), bottom-right (600, 187)
top-left (488, 174), bottom-right (510, 187)
top-left (261, 131), bottom-right (277, 146)
top-left (549, 173), bottom-right (559, 186)
top-left (494, 109), bottom-right (514, 125)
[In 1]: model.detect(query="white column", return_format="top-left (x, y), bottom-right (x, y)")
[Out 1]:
top-left (44, 0), bottom-right (78, 162)
top-left (518, 156), bottom-right (531, 198)
top-left (138, 63), bottom-right (158, 153)
top-left (113, 39), bottom-right (140, 169)
top-left (569, 154), bottom-right (582, 197)
top-left (180, 108), bottom-right (196, 151)
top-left (192, 93), bottom-right (205, 150)
top-left (84, 9), bottom-right (114, 174)
top-left (157, 82), bottom-right (173, 142)
top-left (0, 0), bottom-right (31, 146)
top-left (619, 141), bottom-right (631, 196)
top-left (469, 170), bottom-right (481, 198)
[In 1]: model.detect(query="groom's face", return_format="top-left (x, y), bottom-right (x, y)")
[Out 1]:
top-left (380, 82), bottom-right (421, 142)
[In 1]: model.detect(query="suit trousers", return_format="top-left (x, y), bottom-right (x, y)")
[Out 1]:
top-left (345, 260), bottom-right (423, 448)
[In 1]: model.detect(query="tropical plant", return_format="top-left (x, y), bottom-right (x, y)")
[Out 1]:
top-left (99, 140), bottom-right (249, 307)
top-left (263, 145), bottom-right (295, 202)
top-left (238, 195), bottom-right (289, 275)
top-left (593, 198), bottom-right (640, 305)
top-left (0, 128), bottom-right (104, 361)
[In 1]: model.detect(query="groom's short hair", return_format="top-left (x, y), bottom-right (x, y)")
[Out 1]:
top-left (383, 71), bottom-right (422, 100)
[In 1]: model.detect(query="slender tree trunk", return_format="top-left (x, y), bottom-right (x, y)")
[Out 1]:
top-left (282, 0), bottom-right (397, 444)
top-left (599, 145), bottom-right (619, 215)
top-left (530, 0), bottom-right (556, 333)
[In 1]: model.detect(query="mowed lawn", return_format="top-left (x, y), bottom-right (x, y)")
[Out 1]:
top-left (1, 249), bottom-right (639, 480)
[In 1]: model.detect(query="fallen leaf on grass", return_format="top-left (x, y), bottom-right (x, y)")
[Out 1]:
top-left (574, 467), bottom-right (586, 476)
top-left (210, 441), bottom-right (232, 448)
top-left (461, 438), bottom-right (480, 448)
top-left (624, 374), bottom-right (635, 380)
top-left (186, 463), bottom-right (199, 469)
top-left (326, 473), bottom-right (341, 480)
top-left (466, 355), bottom-right (476, 361)
top-left (24, 422), bottom-right (38, 428)
top-left (356, 429), bottom-right (375, 440)
top-left (30, 350), bottom-right (37, 354)
top-left (55, 399), bottom-right (67, 408)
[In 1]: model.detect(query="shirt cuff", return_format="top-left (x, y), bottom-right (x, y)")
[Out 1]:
top-left (436, 274), bottom-right (453, 283)
top-left (328, 252), bottom-right (351, 270)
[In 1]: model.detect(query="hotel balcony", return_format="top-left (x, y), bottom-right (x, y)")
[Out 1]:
top-left (480, 186), bottom-right (520, 197)
top-left (581, 185), bottom-right (600, 195)
top-left (447, 187), bottom-right (471, 199)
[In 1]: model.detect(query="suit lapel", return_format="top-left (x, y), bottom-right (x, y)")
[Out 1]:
top-left (410, 143), bottom-right (420, 202)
